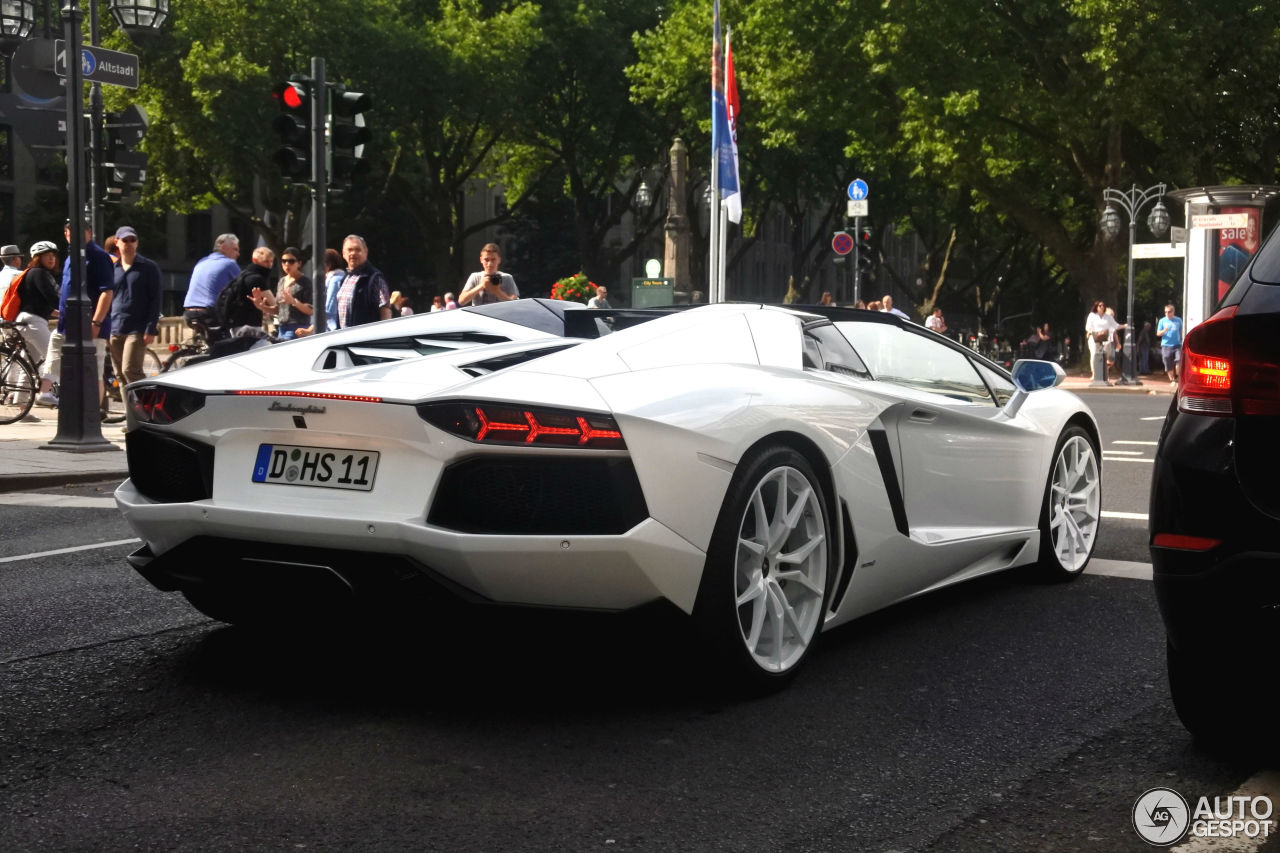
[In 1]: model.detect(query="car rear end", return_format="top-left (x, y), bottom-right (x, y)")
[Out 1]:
top-left (1149, 236), bottom-right (1280, 742)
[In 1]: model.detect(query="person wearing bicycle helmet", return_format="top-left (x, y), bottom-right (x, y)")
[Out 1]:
top-left (18, 241), bottom-right (61, 406)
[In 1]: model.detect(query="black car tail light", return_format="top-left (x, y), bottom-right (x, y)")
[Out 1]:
top-left (1179, 306), bottom-right (1280, 417)
top-left (127, 385), bottom-right (206, 425)
top-left (417, 402), bottom-right (626, 449)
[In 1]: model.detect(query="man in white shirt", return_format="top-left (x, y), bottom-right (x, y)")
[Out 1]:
top-left (586, 286), bottom-right (611, 309)
top-left (925, 307), bottom-right (947, 334)
top-left (881, 294), bottom-right (909, 320)
top-left (0, 245), bottom-right (22, 303)
top-left (1084, 301), bottom-right (1123, 382)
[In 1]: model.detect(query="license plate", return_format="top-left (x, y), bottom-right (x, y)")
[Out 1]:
top-left (251, 444), bottom-right (379, 491)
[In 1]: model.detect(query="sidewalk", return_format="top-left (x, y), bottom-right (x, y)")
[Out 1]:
top-left (0, 372), bottom-right (1174, 494)
top-left (1, 406), bottom-right (129, 492)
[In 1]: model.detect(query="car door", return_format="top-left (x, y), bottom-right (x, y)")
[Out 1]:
top-left (834, 320), bottom-right (1045, 541)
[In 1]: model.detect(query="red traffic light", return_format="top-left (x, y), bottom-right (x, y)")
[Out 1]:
top-left (274, 81), bottom-right (307, 111)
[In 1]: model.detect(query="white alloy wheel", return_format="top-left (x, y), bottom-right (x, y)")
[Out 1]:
top-left (1041, 429), bottom-right (1100, 575)
top-left (733, 463), bottom-right (828, 673)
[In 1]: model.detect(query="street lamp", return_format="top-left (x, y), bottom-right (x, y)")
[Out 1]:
top-left (106, 0), bottom-right (167, 34)
top-left (0, 0), bottom-right (36, 49)
top-left (1100, 182), bottom-right (1169, 385)
top-left (634, 180), bottom-right (652, 210)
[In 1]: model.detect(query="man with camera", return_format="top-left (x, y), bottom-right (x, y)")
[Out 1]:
top-left (458, 243), bottom-right (519, 305)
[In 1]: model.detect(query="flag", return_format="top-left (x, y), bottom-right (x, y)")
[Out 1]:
top-left (723, 29), bottom-right (742, 224)
top-left (711, 1), bottom-right (738, 220)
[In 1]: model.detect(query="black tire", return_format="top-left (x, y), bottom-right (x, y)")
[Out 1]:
top-left (1036, 425), bottom-right (1101, 580)
top-left (0, 355), bottom-right (36, 424)
top-left (161, 346), bottom-right (201, 373)
top-left (693, 445), bottom-right (833, 695)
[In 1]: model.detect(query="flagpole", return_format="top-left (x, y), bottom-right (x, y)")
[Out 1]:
top-left (717, 204), bottom-right (728, 302)
top-left (709, 154), bottom-right (720, 304)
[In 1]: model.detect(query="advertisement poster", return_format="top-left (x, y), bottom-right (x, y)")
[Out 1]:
top-left (1217, 206), bottom-right (1260, 301)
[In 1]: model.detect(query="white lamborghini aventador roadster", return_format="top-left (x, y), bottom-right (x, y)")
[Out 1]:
top-left (115, 299), bottom-right (1101, 691)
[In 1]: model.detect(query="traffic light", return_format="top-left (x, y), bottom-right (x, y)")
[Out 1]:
top-left (102, 105), bottom-right (150, 203)
top-left (329, 84), bottom-right (372, 188)
top-left (272, 78), bottom-right (313, 181)
top-left (857, 226), bottom-right (874, 275)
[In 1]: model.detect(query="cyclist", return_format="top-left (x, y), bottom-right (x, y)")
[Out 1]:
top-left (18, 241), bottom-right (61, 406)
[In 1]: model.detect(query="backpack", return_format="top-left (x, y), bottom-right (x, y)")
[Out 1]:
top-left (0, 270), bottom-right (27, 322)
top-left (215, 269), bottom-right (248, 328)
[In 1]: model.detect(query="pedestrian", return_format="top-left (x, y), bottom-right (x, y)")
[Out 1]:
top-left (183, 234), bottom-right (241, 332)
top-left (1084, 301), bottom-right (1119, 381)
top-left (1104, 306), bottom-right (1128, 378)
top-left (14, 242), bottom-right (61, 401)
top-left (0, 244), bottom-right (22, 303)
top-left (218, 246), bottom-right (277, 332)
top-left (1025, 322), bottom-right (1051, 359)
top-left (274, 246), bottom-right (312, 340)
top-left (443, 292), bottom-right (458, 310)
top-left (458, 243), bottom-right (518, 305)
top-left (389, 290), bottom-right (413, 315)
top-left (1137, 321), bottom-right (1153, 375)
top-left (1156, 303), bottom-right (1183, 385)
top-left (819, 291), bottom-right (833, 306)
top-left (586, 285), bottom-right (611, 308)
top-left (925, 307), bottom-right (947, 334)
top-left (40, 221), bottom-right (114, 411)
top-left (335, 235), bottom-right (392, 327)
top-left (430, 295), bottom-right (443, 312)
top-left (108, 226), bottom-right (163, 388)
top-left (881, 294), bottom-right (909, 319)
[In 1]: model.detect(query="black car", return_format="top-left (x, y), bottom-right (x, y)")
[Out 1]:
top-left (1150, 229), bottom-right (1280, 747)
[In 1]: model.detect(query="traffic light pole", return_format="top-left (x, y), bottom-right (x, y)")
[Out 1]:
top-left (310, 56), bottom-right (328, 334)
top-left (88, 0), bottom-right (103, 237)
top-left (46, 0), bottom-right (114, 453)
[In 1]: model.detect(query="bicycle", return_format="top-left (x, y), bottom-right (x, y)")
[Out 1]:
top-left (0, 320), bottom-right (40, 424)
top-left (160, 313), bottom-right (222, 372)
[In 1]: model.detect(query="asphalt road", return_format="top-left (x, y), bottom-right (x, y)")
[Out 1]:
top-left (2, 400), bottom-right (1276, 852)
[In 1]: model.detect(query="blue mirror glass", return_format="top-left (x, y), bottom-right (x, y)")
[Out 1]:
top-left (1010, 359), bottom-right (1064, 392)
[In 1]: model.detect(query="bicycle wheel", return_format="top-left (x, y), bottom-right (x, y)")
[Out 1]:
top-left (0, 354), bottom-right (36, 424)
top-left (161, 345), bottom-right (202, 373)
top-left (143, 348), bottom-right (162, 377)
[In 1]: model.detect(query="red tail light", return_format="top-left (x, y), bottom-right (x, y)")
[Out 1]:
top-left (1152, 533), bottom-right (1222, 551)
top-left (127, 385), bottom-right (206, 424)
top-left (1179, 306), bottom-right (1280, 416)
top-left (418, 402), bottom-right (626, 449)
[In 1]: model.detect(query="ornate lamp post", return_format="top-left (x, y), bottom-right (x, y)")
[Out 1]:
top-left (1100, 183), bottom-right (1169, 385)
top-left (106, 0), bottom-right (168, 32)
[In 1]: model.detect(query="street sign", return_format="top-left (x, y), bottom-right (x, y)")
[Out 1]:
top-left (1191, 213), bottom-right (1248, 230)
top-left (846, 178), bottom-right (869, 201)
top-left (54, 40), bottom-right (139, 89)
top-left (1170, 226), bottom-right (1189, 244)
top-left (1132, 242), bottom-right (1186, 259)
top-left (832, 231), bottom-right (854, 256)
top-left (847, 199), bottom-right (868, 217)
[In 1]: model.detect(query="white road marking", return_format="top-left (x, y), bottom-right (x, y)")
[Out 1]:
top-left (1113, 440), bottom-right (1159, 445)
top-left (1084, 559), bottom-right (1152, 580)
top-left (1170, 771), bottom-right (1280, 853)
top-left (0, 493), bottom-right (116, 509)
top-left (1103, 457), bottom-right (1154, 464)
top-left (0, 538), bottom-right (140, 564)
top-left (1102, 511), bottom-right (1148, 521)
top-left (1103, 450), bottom-right (1146, 456)
top-left (1141, 415), bottom-right (1166, 421)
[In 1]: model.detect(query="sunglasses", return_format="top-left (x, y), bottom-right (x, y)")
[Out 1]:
top-left (282, 258), bottom-right (299, 264)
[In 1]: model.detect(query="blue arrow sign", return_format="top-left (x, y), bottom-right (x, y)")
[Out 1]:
top-left (847, 178), bottom-right (869, 201)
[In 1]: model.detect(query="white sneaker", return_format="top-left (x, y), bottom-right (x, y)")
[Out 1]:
top-left (35, 392), bottom-right (59, 407)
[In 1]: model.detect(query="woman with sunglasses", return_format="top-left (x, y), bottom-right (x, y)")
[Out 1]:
top-left (274, 247), bottom-right (313, 340)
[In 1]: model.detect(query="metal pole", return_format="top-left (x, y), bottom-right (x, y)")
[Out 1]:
top-left (88, 0), bottom-right (102, 237)
top-left (310, 56), bottom-right (327, 334)
top-left (46, 0), bottom-right (114, 452)
top-left (1120, 207), bottom-right (1138, 384)
top-left (852, 215), bottom-right (862, 306)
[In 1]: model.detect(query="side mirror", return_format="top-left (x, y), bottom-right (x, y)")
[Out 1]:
top-left (1004, 359), bottom-right (1066, 417)
top-left (1010, 359), bottom-right (1065, 392)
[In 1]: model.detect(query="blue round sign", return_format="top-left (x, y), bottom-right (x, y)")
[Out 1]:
top-left (80, 48), bottom-right (97, 76)
top-left (847, 178), bottom-right (869, 201)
